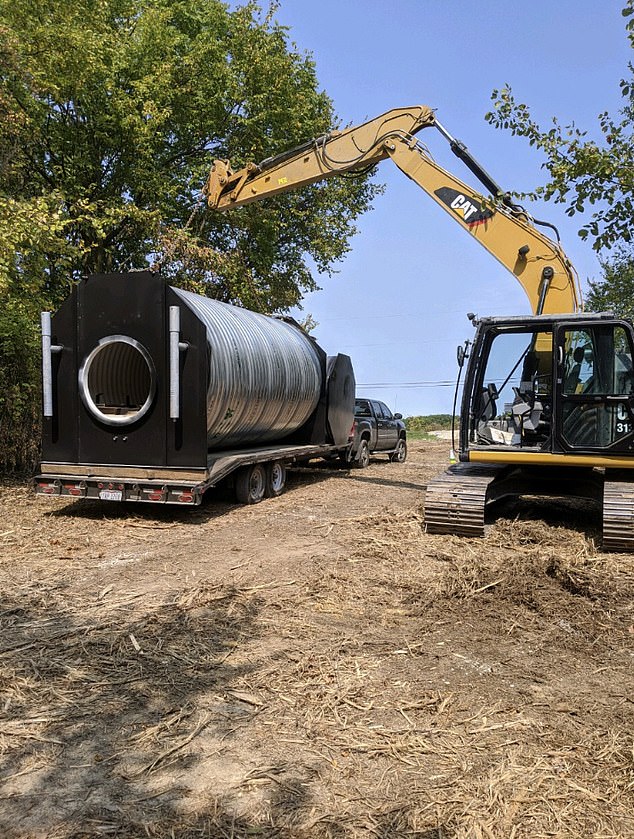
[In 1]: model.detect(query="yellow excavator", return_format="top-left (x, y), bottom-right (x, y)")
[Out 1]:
top-left (205, 106), bottom-right (634, 550)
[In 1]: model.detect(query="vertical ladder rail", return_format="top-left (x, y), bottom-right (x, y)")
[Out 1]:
top-left (41, 312), bottom-right (63, 418)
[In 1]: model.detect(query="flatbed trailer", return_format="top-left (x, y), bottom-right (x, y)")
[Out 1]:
top-left (36, 271), bottom-right (358, 509)
top-left (35, 442), bottom-right (349, 506)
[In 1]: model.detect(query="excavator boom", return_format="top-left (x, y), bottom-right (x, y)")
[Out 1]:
top-left (205, 106), bottom-right (581, 315)
top-left (206, 106), bottom-right (435, 208)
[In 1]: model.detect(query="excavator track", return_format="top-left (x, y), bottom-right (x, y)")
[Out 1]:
top-left (423, 463), bottom-right (506, 537)
top-left (602, 479), bottom-right (634, 552)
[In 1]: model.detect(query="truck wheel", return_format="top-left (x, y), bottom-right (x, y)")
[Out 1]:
top-left (389, 438), bottom-right (407, 463)
top-left (355, 439), bottom-right (370, 469)
top-left (235, 464), bottom-right (266, 504)
top-left (265, 461), bottom-right (287, 497)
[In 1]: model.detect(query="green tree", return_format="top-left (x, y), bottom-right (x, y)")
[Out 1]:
top-left (405, 415), bottom-right (453, 433)
top-left (485, 2), bottom-right (634, 253)
top-left (0, 0), bottom-right (378, 471)
top-left (584, 249), bottom-right (634, 320)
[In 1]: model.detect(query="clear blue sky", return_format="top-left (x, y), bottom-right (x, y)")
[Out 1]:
top-left (266, 1), bottom-right (630, 416)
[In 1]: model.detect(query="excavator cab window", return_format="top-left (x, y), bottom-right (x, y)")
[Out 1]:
top-left (556, 323), bottom-right (634, 451)
top-left (469, 326), bottom-right (553, 449)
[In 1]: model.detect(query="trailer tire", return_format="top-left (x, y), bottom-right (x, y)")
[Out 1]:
top-left (389, 438), bottom-right (407, 463)
top-left (265, 461), bottom-right (287, 497)
top-left (354, 439), bottom-right (370, 469)
top-left (235, 464), bottom-right (266, 504)
top-left (339, 448), bottom-right (352, 465)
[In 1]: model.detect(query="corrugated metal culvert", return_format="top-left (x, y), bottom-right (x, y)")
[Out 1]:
top-left (172, 288), bottom-right (323, 449)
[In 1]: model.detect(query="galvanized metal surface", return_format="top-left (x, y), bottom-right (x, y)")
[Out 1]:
top-left (172, 288), bottom-right (323, 449)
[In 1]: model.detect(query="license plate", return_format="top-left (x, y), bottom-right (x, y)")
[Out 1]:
top-left (99, 490), bottom-right (123, 501)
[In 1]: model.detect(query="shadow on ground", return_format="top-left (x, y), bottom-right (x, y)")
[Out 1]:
top-left (0, 580), bottom-right (351, 837)
top-left (489, 494), bottom-right (602, 539)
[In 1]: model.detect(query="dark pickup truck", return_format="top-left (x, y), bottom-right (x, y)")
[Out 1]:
top-left (351, 398), bottom-right (407, 468)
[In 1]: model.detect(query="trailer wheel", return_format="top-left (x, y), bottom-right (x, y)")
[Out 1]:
top-left (354, 439), bottom-right (370, 469)
top-left (389, 438), bottom-right (408, 463)
top-left (339, 448), bottom-right (352, 465)
top-left (266, 461), bottom-right (287, 497)
top-left (235, 464), bottom-right (266, 504)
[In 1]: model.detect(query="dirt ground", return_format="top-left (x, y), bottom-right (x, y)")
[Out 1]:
top-left (1, 439), bottom-right (633, 838)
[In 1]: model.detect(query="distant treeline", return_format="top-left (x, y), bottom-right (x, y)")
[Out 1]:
top-left (405, 415), bottom-right (453, 431)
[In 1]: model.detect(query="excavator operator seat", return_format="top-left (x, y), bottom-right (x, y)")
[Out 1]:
top-left (476, 383), bottom-right (510, 444)
top-left (564, 346), bottom-right (586, 394)
top-left (511, 390), bottom-right (543, 430)
top-left (510, 384), bottom-right (550, 446)
top-left (478, 383), bottom-right (498, 422)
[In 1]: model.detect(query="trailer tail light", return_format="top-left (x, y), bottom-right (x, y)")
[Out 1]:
top-left (37, 480), bottom-right (60, 495)
top-left (36, 477), bottom-right (200, 505)
top-left (146, 487), bottom-right (167, 502)
top-left (60, 480), bottom-right (87, 497)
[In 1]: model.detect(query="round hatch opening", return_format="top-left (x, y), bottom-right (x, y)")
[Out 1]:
top-left (78, 336), bottom-right (156, 426)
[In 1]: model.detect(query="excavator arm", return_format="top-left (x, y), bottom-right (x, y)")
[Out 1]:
top-left (204, 106), bottom-right (581, 315)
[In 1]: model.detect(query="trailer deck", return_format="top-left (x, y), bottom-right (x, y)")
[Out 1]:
top-left (35, 443), bottom-right (347, 505)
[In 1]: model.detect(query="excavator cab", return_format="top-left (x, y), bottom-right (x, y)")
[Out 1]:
top-left (424, 313), bottom-right (634, 549)
top-left (460, 313), bottom-right (634, 458)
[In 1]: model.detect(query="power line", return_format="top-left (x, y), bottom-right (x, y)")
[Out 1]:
top-left (338, 338), bottom-right (455, 349)
top-left (357, 381), bottom-right (456, 389)
top-left (319, 307), bottom-right (474, 322)
top-left (357, 375), bottom-right (515, 390)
